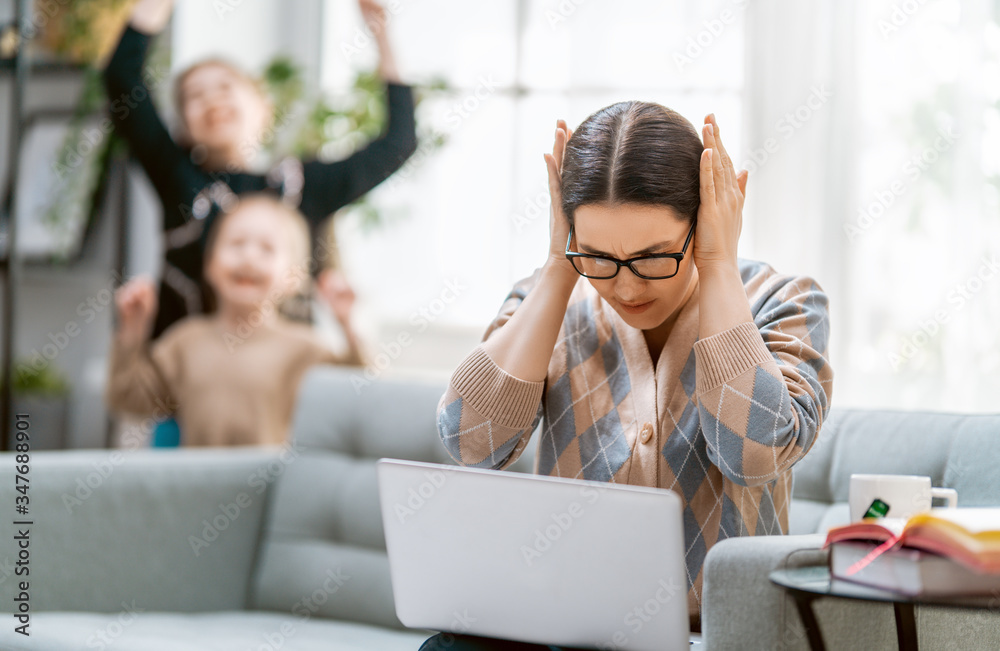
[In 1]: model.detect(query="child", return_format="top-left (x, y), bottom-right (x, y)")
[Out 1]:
top-left (105, 194), bottom-right (365, 446)
top-left (104, 0), bottom-right (416, 338)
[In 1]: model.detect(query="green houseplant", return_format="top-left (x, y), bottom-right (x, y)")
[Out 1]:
top-left (6, 359), bottom-right (70, 450)
top-left (34, 0), bottom-right (137, 65)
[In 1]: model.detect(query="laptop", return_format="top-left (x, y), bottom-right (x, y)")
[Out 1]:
top-left (376, 459), bottom-right (692, 651)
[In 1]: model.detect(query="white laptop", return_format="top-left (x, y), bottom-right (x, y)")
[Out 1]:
top-left (376, 459), bottom-right (692, 651)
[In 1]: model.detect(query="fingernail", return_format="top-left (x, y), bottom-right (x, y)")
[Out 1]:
top-left (706, 123), bottom-right (714, 135)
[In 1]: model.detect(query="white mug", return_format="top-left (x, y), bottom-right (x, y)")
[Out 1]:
top-left (849, 474), bottom-right (958, 521)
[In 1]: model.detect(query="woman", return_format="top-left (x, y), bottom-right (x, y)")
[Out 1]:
top-left (104, 0), bottom-right (417, 339)
top-left (425, 106), bottom-right (833, 648)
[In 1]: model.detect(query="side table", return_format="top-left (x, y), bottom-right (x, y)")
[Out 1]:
top-left (769, 565), bottom-right (997, 651)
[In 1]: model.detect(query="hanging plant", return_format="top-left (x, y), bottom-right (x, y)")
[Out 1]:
top-left (34, 0), bottom-right (138, 65)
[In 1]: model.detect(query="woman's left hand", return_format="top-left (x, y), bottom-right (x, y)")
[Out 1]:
top-left (693, 114), bottom-right (749, 271)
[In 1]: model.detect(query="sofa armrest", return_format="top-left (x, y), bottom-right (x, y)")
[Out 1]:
top-left (702, 534), bottom-right (827, 650)
top-left (0, 448), bottom-right (282, 614)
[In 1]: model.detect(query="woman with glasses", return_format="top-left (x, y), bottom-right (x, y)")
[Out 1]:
top-left (426, 104), bottom-right (833, 649)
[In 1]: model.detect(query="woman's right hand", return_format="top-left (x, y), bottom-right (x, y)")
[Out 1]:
top-left (129, 0), bottom-right (175, 34)
top-left (115, 277), bottom-right (158, 348)
top-left (479, 120), bottom-right (580, 382)
top-left (543, 120), bottom-right (578, 280)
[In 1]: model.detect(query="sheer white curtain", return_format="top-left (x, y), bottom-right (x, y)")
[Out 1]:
top-left (844, 0), bottom-right (1000, 411)
top-left (740, 0), bottom-right (857, 400)
top-left (743, 0), bottom-right (1000, 411)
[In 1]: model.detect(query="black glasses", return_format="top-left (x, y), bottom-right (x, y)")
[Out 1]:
top-left (564, 222), bottom-right (696, 280)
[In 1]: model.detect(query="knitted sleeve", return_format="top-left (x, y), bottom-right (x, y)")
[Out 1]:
top-left (436, 273), bottom-right (545, 470)
top-left (694, 270), bottom-right (833, 487)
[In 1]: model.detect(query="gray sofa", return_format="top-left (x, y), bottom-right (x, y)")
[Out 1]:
top-left (1, 368), bottom-right (998, 650)
top-left (0, 367), bottom-right (534, 650)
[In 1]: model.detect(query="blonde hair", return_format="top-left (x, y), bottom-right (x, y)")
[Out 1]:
top-left (173, 58), bottom-right (271, 131)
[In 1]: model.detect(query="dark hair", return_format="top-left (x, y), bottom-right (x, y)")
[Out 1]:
top-left (560, 101), bottom-right (703, 225)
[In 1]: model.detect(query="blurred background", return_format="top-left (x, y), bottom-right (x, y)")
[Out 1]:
top-left (0, 0), bottom-right (997, 449)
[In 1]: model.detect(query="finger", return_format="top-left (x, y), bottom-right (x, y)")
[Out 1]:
top-left (706, 126), bottom-right (725, 192)
top-left (544, 151), bottom-right (570, 244)
top-left (556, 119), bottom-right (573, 143)
top-left (544, 152), bottom-right (563, 206)
top-left (700, 148), bottom-right (716, 207)
top-left (702, 120), bottom-right (715, 151)
top-left (708, 114), bottom-right (736, 190)
top-left (737, 169), bottom-right (749, 198)
top-left (552, 124), bottom-right (568, 174)
top-left (702, 122), bottom-right (720, 190)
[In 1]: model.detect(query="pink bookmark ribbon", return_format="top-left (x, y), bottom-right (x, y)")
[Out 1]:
top-left (845, 534), bottom-right (902, 576)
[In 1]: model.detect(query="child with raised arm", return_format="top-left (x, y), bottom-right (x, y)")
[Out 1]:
top-left (105, 0), bottom-right (416, 338)
top-left (105, 194), bottom-right (365, 446)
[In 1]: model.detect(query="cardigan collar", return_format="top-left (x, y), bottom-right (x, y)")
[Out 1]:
top-left (601, 278), bottom-right (701, 376)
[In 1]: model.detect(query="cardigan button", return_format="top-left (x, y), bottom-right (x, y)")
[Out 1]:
top-left (640, 423), bottom-right (654, 444)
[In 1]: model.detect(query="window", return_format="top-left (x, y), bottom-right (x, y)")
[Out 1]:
top-left (322, 0), bottom-right (746, 371)
top-left (843, 0), bottom-right (1000, 410)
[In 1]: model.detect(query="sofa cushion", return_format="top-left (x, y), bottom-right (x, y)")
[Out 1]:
top-left (252, 538), bottom-right (400, 630)
top-left (789, 409), bottom-right (1000, 533)
top-left (788, 409), bottom-right (841, 504)
top-left (821, 410), bottom-right (958, 503)
top-left (251, 366), bottom-right (537, 629)
top-left (785, 498), bottom-right (829, 535)
top-left (0, 448), bottom-right (278, 613)
top-left (791, 409), bottom-right (1000, 534)
top-left (944, 424), bottom-right (1000, 506)
top-left (0, 611), bottom-right (432, 650)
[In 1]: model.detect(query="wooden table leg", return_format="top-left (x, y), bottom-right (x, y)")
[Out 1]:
top-left (791, 592), bottom-right (827, 651)
top-left (893, 603), bottom-right (919, 651)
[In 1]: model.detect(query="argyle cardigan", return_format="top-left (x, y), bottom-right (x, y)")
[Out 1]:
top-left (435, 259), bottom-right (833, 618)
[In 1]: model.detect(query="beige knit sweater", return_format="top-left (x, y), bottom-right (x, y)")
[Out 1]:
top-left (106, 316), bottom-right (344, 446)
top-left (437, 259), bottom-right (834, 620)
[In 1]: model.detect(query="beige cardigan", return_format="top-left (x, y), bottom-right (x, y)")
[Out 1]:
top-left (437, 259), bottom-right (834, 620)
top-left (106, 316), bottom-right (343, 446)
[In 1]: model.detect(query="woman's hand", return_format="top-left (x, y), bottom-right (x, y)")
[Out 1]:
top-left (543, 120), bottom-right (578, 280)
top-left (694, 114), bottom-right (749, 272)
top-left (115, 277), bottom-right (158, 348)
top-left (129, 0), bottom-right (175, 34)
